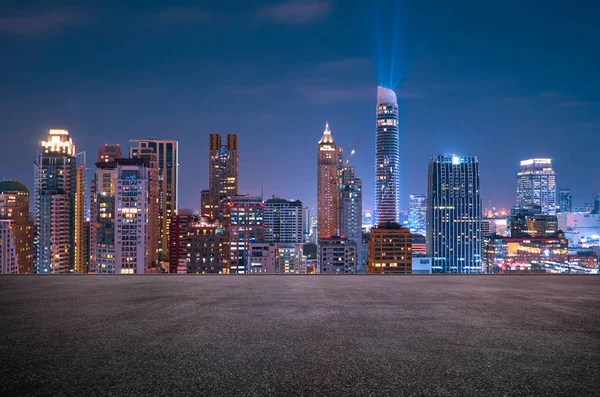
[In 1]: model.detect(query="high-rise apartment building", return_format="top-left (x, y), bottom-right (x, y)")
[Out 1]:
top-left (408, 194), bottom-right (426, 236)
top-left (367, 223), bottom-right (412, 274)
top-left (0, 180), bottom-right (34, 273)
top-left (34, 129), bottom-right (77, 274)
top-left (228, 195), bottom-right (264, 273)
top-left (558, 188), bottom-right (572, 213)
top-left (0, 220), bottom-right (18, 274)
top-left (264, 198), bottom-right (303, 243)
top-left (427, 155), bottom-right (482, 273)
top-left (375, 86), bottom-right (400, 225)
top-left (207, 134), bottom-right (238, 223)
top-left (317, 123), bottom-right (340, 238)
top-left (74, 154), bottom-right (87, 273)
top-left (318, 236), bottom-right (357, 274)
top-left (338, 166), bottom-right (363, 270)
top-left (516, 159), bottom-right (556, 215)
top-left (594, 193), bottom-right (600, 214)
top-left (114, 158), bottom-right (151, 274)
top-left (130, 139), bottom-right (178, 257)
top-left (302, 207), bottom-right (311, 243)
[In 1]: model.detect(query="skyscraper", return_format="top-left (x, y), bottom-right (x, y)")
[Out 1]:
top-left (367, 223), bottom-right (412, 274)
top-left (34, 129), bottom-right (77, 274)
top-left (408, 194), bottom-right (426, 236)
top-left (74, 153), bottom-right (87, 274)
top-left (228, 195), bottom-right (264, 274)
top-left (375, 86), bottom-right (400, 225)
top-left (594, 193), bottom-right (600, 214)
top-left (207, 134), bottom-right (238, 223)
top-left (516, 159), bottom-right (556, 215)
top-left (338, 166), bottom-right (363, 270)
top-left (130, 139), bottom-right (178, 257)
top-left (264, 198), bottom-right (303, 243)
top-left (0, 180), bottom-right (34, 274)
top-left (427, 155), bottom-right (482, 273)
top-left (318, 236), bottom-right (357, 274)
top-left (317, 123), bottom-right (340, 238)
top-left (558, 188), bottom-right (572, 213)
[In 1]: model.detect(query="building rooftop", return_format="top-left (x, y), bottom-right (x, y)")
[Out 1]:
top-left (0, 180), bottom-right (29, 193)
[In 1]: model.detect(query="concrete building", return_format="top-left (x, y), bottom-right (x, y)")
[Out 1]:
top-left (411, 233), bottom-right (427, 256)
top-left (557, 212), bottom-right (600, 247)
top-left (516, 159), bottom-right (556, 215)
top-left (34, 129), bottom-right (77, 274)
top-left (482, 218), bottom-right (508, 237)
top-left (130, 139), bottom-right (178, 258)
top-left (0, 180), bottom-right (34, 273)
top-left (247, 243), bottom-right (306, 274)
top-left (74, 155), bottom-right (87, 273)
top-left (318, 236), bottom-right (357, 274)
top-left (412, 257), bottom-right (432, 274)
top-left (367, 223), bottom-right (412, 274)
top-left (206, 134), bottom-right (238, 223)
top-left (302, 207), bottom-right (311, 243)
top-left (375, 86), bottom-right (400, 224)
top-left (558, 188), bottom-right (572, 213)
top-left (484, 234), bottom-right (569, 273)
top-left (338, 166), bottom-right (363, 271)
top-left (427, 155), bottom-right (482, 273)
top-left (0, 220), bottom-right (18, 274)
top-left (408, 194), bottom-right (426, 236)
top-left (168, 209), bottom-right (196, 274)
top-left (510, 207), bottom-right (558, 238)
top-left (114, 158), bottom-right (151, 274)
top-left (264, 198), bottom-right (303, 243)
top-left (317, 123), bottom-right (340, 238)
top-left (248, 243), bottom-right (277, 273)
top-left (228, 195), bottom-right (264, 273)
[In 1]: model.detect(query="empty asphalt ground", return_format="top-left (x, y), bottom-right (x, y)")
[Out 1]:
top-left (1, 276), bottom-right (599, 396)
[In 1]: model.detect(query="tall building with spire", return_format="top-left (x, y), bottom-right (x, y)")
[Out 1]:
top-left (130, 139), bottom-right (178, 258)
top-left (207, 134), bottom-right (238, 223)
top-left (34, 129), bottom-right (77, 274)
top-left (317, 123), bottom-right (340, 238)
top-left (375, 86), bottom-right (400, 225)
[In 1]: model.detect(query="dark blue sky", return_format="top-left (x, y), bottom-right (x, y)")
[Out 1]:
top-left (1, 0), bottom-right (598, 212)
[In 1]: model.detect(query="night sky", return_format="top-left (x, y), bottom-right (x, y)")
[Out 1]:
top-left (1, 0), bottom-right (598, 212)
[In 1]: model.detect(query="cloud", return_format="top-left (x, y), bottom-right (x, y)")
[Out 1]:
top-left (257, 0), bottom-right (333, 25)
top-left (560, 101), bottom-right (599, 108)
top-left (0, 8), bottom-right (87, 35)
top-left (151, 8), bottom-right (212, 24)
top-left (317, 57), bottom-right (372, 70)
top-left (540, 90), bottom-right (559, 98)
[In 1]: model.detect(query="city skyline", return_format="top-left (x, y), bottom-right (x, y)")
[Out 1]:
top-left (0, 1), bottom-right (598, 213)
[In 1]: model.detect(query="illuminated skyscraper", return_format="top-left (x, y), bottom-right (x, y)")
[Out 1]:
top-left (264, 198), bottom-right (303, 243)
top-left (130, 139), bottom-right (178, 257)
top-left (0, 180), bottom-right (34, 273)
top-left (34, 129), bottom-right (77, 274)
top-left (207, 134), bottom-right (238, 223)
top-left (427, 155), bottom-right (482, 273)
top-left (375, 86), bottom-right (400, 225)
top-left (228, 195), bottom-right (264, 274)
top-left (516, 159), bottom-right (556, 215)
top-left (408, 194), bottom-right (426, 236)
top-left (338, 166), bottom-right (363, 270)
top-left (317, 123), bottom-right (340, 238)
top-left (558, 188), bottom-right (572, 213)
top-left (74, 154), bottom-right (87, 274)
top-left (367, 223), bottom-right (412, 274)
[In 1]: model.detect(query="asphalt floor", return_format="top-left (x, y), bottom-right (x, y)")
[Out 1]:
top-left (1, 275), bottom-right (599, 396)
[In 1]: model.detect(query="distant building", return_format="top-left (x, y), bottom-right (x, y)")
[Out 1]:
top-left (427, 155), bottom-right (483, 273)
top-left (317, 123), bottom-right (340, 239)
top-left (206, 134), bottom-right (238, 223)
top-left (367, 222), bottom-right (412, 274)
top-left (557, 212), bottom-right (600, 247)
top-left (34, 129), bottom-right (77, 274)
top-left (0, 220), bottom-right (17, 274)
top-left (0, 180), bottom-right (34, 274)
top-left (248, 243), bottom-right (277, 273)
top-left (318, 236), bottom-right (357, 274)
top-left (408, 194), bottom-right (426, 236)
top-left (516, 159), bottom-right (556, 215)
top-left (248, 242), bottom-right (305, 274)
top-left (338, 166), bottom-right (363, 270)
top-left (264, 198), bottom-right (303, 243)
top-left (558, 188), bottom-right (572, 213)
top-left (168, 209), bottom-right (196, 274)
top-left (411, 233), bottom-right (427, 256)
top-left (595, 193), bottom-right (600, 214)
top-left (482, 218), bottom-right (508, 237)
top-left (74, 154), bottom-right (87, 274)
top-left (302, 207), bottom-right (311, 243)
top-left (510, 206), bottom-right (558, 238)
top-left (228, 195), bottom-right (264, 274)
top-left (412, 257), bottom-right (432, 274)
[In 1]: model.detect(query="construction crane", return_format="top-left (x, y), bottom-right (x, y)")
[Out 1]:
top-left (343, 140), bottom-right (361, 167)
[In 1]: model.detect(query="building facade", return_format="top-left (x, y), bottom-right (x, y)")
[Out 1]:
top-left (427, 155), bottom-right (483, 273)
top-left (558, 188), bottom-right (572, 213)
top-left (516, 159), bottom-right (556, 215)
top-left (130, 139), bottom-right (178, 257)
top-left (74, 155), bottom-right (87, 273)
top-left (367, 223), bottom-right (412, 274)
top-left (264, 198), bottom-right (303, 243)
top-left (318, 236), bottom-right (357, 274)
top-left (34, 129), bottom-right (77, 274)
top-left (0, 180), bottom-right (34, 274)
top-left (375, 86), bottom-right (400, 225)
top-left (317, 123), bottom-right (340, 238)
top-left (228, 195), bottom-right (264, 273)
top-left (0, 220), bottom-right (18, 274)
top-left (408, 194), bottom-right (426, 236)
top-left (338, 166), bottom-right (363, 271)
top-left (207, 134), bottom-right (238, 223)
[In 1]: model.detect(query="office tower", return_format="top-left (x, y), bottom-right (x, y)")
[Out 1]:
top-left (317, 123), bottom-right (340, 238)
top-left (0, 220), bottom-right (17, 274)
top-left (34, 129), bottom-right (77, 274)
top-left (375, 86), bottom-right (400, 225)
top-left (427, 155), bottom-right (482, 273)
top-left (338, 166), bottom-right (363, 270)
top-left (510, 207), bottom-right (558, 238)
top-left (516, 159), bottom-right (556, 215)
top-left (90, 146), bottom-right (122, 273)
top-left (247, 242), bottom-right (306, 274)
top-left (318, 236), bottom-right (357, 273)
top-left (264, 198), bottom-right (303, 243)
top-left (200, 189), bottom-right (213, 218)
top-left (228, 195), bottom-right (264, 273)
top-left (114, 158), bottom-right (151, 274)
top-left (367, 223), bottom-right (412, 274)
top-left (595, 193), bottom-right (600, 214)
top-left (130, 139), bottom-right (178, 257)
top-left (303, 207), bottom-right (311, 243)
top-left (207, 134), bottom-right (238, 223)
top-left (0, 180), bottom-right (34, 273)
top-left (558, 188), bottom-right (572, 213)
top-left (408, 194), bottom-right (426, 236)
top-left (74, 153), bottom-right (87, 274)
